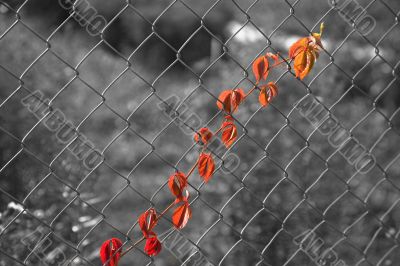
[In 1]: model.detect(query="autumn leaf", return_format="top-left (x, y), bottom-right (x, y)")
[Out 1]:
top-left (194, 127), bottom-right (213, 145)
top-left (221, 118), bottom-right (237, 148)
top-left (266, 52), bottom-right (280, 63)
top-left (168, 172), bottom-right (187, 199)
top-left (295, 50), bottom-right (316, 80)
top-left (252, 55), bottom-right (269, 82)
top-left (144, 234), bottom-right (162, 257)
top-left (258, 82), bottom-right (278, 107)
top-left (100, 238), bottom-right (122, 266)
top-left (289, 37), bottom-right (310, 61)
top-left (289, 23), bottom-right (324, 80)
top-left (198, 153), bottom-right (215, 182)
top-left (217, 89), bottom-right (245, 113)
top-left (172, 200), bottom-right (192, 229)
top-left (138, 208), bottom-right (157, 238)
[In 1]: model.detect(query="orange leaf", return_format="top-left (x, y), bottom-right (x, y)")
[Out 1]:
top-left (221, 120), bottom-right (237, 148)
top-left (138, 208), bottom-right (158, 238)
top-left (289, 37), bottom-right (309, 60)
top-left (266, 52), bottom-right (280, 64)
top-left (194, 127), bottom-right (213, 145)
top-left (258, 82), bottom-right (278, 107)
top-left (168, 172), bottom-right (187, 199)
top-left (172, 201), bottom-right (192, 229)
top-left (259, 87), bottom-right (269, 107)
top-left (294, 49), bottom-right (315, 80)
top-left (217, 89), bottom-right (245, 113)
top-left (252, 55), bottom-right (269, 82)
top-left (198, 153), bottom-right (215, 182)
top-left (289, 23), bottom-right (324, 80)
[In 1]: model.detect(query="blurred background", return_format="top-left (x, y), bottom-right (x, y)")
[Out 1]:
top-left (1, 0), bottom-right (400, 265)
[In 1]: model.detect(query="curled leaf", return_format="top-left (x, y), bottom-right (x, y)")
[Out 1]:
top-left (144, 234), bottom-right (162, 257)
top-left (198, 153), bottom-right (215, 182)
top-left (258, 82), bottom-right (278, 107)
top-left (221, 119), bottom-right (237, 148)
top-left (266, 52), bottom-right (280, 63)
top-left (252, 55), bottom-right (269, 82)
top-left (288, 23), bottom-right (324, 80)
top-left (168, 172), bottom-right (187, 199)
top-left (294, 49), bottom-right (315, 80)
top-left (172, 200), bottom-right (192, 229)
top-left (138, 208), bottom-right (157, 238)
top-left (217, 89), bottom-right (245, 114)
top-left (194, 127), bottom-right (213, 145)
top-left (100, 238), bottom-right (122, 266)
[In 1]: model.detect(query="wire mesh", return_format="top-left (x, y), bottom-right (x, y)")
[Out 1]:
top-left (1, 0), bottom-right (400, 265)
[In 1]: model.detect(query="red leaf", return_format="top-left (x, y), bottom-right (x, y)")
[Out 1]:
top-left (138, 208), bottom-right (157, 238)
top-left (168, 172), bottom-right (187, 199)
top-left (252, 55), bottom-right (269, 82)
top-left (144, 235), bottom-right (162, 257)
top-left (194, 127), bottom-right (213, 145)
top-left (198, 153), bottom-right (215, 182)
top-left (217, 89), bottom-right (245, 113)
top-left (258, 82), bottom-right (278, 107)
top-left (100, 238), bottom-right (122, 266)
top-left (221, 120), bottom-right (237, 148)
top-left (172, 200), bottom-right (192, 229)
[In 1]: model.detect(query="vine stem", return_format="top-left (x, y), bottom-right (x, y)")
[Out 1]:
top-left (120, 237), bottom-right (146, 258)
top-left (119, 142), bottom-right (205, 257)
top-left (243, 56), bottom-right (292, 100)
top-left (116, 52), bottom-right (297, 259)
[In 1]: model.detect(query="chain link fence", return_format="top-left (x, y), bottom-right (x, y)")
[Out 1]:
top-left (1, 0), bottom-right (400, 265)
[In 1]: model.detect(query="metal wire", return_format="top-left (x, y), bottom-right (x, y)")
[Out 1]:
top-left (1, 0), bottom-right (400, 265)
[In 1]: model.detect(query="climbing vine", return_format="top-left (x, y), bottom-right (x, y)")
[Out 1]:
top-left (100, 23), bottom-right (325, 265)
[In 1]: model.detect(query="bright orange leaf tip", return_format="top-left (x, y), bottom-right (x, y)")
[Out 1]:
top-left (168, 171), bottom-right (187, 200)
top-left (289, 23), bottom-right (324, 80)
top-left (258, 82), bottom-right (278, 107)
top-left (100, 238), bottom-right (123, 266)
top-left (217, 89), bottom-right (245, 114)
top-left (198, 152), bottom-right (215, 183)
top-left (138, 208), bottom-right (158, 238)
top-left (194, 127), bottom-right (213, 145)
top-left (172, 191), bottom-right (192, 229)
top-left (221, 116), bottom-right (237, 148)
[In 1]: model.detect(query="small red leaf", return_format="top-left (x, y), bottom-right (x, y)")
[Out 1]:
top-left (100, 238), bottom-right (122, 266)
top-left (221, 120), bottom-right (237, 148)
top-left (217, 89), bottom-right (245, 113)
top-left (168, 172), bottom-right (187, 199)
top-left (138, 208), bottom-right (157, 238)
top-left (144, 235), bottom-right (162, 257)
top-left (172, 200), bottom-right (192, 229)
top-left (252, 55), bottom-right (269, 82)
top-left (198, 153), bottom-right (215, 182)
top-left (194, 127), bottom-right (213, 145)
